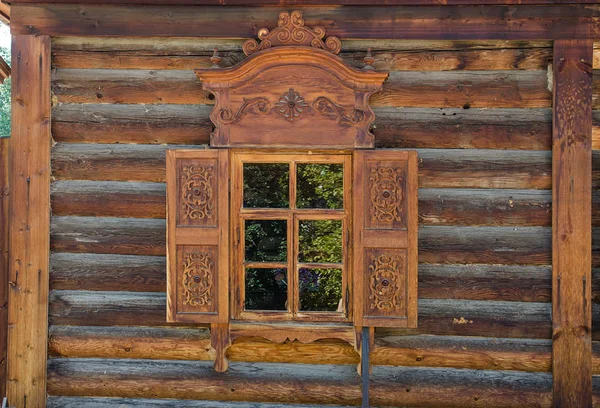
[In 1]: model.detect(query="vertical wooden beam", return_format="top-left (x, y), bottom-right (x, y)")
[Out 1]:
top-left (0, 137), bottom-right (9, 402)
top-left (7, 35), bottom-right (51, 408)
top-left (552, 39), bottom-right (593, 408)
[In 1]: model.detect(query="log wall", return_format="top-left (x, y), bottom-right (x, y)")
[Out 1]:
top-left (46, 36), bottom-right (600, 407)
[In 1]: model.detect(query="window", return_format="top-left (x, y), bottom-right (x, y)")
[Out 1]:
top-left (231, 152), bottom-right (352, 322)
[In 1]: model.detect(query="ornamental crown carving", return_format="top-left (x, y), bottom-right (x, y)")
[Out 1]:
top-left (243, 10), bottom-right (342, 56)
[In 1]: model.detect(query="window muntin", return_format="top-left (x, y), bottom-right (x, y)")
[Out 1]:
top-left (232, 152), bottom-right (352, 322)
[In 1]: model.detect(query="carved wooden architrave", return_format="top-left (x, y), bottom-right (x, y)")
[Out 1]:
top-left (196, 11), bottom-right (388, 149)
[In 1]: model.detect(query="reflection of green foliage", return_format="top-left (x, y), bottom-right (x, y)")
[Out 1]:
top-left (299, 269), bottom-right (342, 312)
top-left (245, 220), bottom-right (287, 262)
top-left (245, 268), bottom-right (287, 310)
top-left (299, 220), bottom-right (342, 263)
top-left (0, 46), bottom-right (10, 137)
top-left (244, 164), bottom-right (289, 208)
top-left (297, 164), bottom-right (343, 209)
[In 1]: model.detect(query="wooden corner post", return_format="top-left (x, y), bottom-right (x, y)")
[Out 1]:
top-left (7, 35), bottom-right (51, 408)
top-left (552, 39), bottom-right (593, 408)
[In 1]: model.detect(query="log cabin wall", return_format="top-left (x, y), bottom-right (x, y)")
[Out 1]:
top-left (44, 35), bottom-right (599, 407)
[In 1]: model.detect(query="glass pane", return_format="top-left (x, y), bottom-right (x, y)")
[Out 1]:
top-left (299, 268), bottom-right (343, 312)
top-left (244, 163), bottom-right (289, 208)
top-left (297, 163), bottom-right (343, 209)
top-left (245, 268), bottom-right (288, 311)
top-left (298, 220), bottom-right (342, 263)
top-left (245, 220), bottom-right (287, 262)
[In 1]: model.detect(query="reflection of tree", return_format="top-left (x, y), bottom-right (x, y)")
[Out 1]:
top-left (243, 162), bottom-right (344, 313)
top-left (0, 46), bottom-right (10, 137)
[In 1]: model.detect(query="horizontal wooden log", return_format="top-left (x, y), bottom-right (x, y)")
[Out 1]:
top-left (12, 4), bottom-right (600, 40)
top-left (51, 181), bottom-right (166, 219)
top-left (48, 396), bottom-right (355, 408)
top-left (51, 47), bottom-right (552, 71)
top-left (52, 104), bottom-right (212, 145)
top-left (52, 104), bottom-right (554, 149)
top-left (46, 358), bottom-right (557, 407)
top-left (48, 291), bottom-right (552, 338)
top-left (48, 251), bottom-right (558, 301)
top-left (50, 215), bottom-right (553, 264)
top-left (19, 1), bottom-right (600, 6)
top-left (375, 107), bottom-right (552, 150)
top-left (51, 181), bottom-right (556, 226)
top-left (47, 358), bottom-right (362, 405)
top-left (50, 253), bottom-right (165, 292)
top-left (52, 69), bottom-right (551, 108)
top-left (52, 144), bottom-right (557, 189)
top-left (50, 217), bottom-right (166, 256)
top-left (44, 326), bottom-right (600, 374)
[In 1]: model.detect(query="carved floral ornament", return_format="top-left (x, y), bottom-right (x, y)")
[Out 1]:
top-left (242, 10), bottom-right (342, 56)
top-left (182, 251), bottom-right (214, 308)
top-left (180, 164), bottom-right (213, 221)
top-left (369, 254), bottom-right (404, 311)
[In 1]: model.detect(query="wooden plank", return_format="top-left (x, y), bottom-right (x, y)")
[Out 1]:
top-left (0, 1), bottom-right (9, 26)
top-left (10, 4), bottom-right (600, 40)
top-left (51, 144), bottom-right (554, 189)
top-left (7, 35), bottom-right (51, 408)
top-left (11, 0), bottom-right (600, 5)
top-left (52, 69), bottom-right (551, 108)
top-left (0, 138), bottom-right (8, 402)
top-left (552, 39), bottom-right (594, 408)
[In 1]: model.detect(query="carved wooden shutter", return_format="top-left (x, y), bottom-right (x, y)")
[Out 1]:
top-left (353, 150), bottom-right (418, 328)
top-left (166, 149), bottom-right (229, 324)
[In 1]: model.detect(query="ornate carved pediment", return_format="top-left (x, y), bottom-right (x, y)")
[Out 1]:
top-left (195, 11), bottom-right (388, 149)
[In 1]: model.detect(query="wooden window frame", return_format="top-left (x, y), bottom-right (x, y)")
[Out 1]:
top-left (231, 150), bottom-right (353, 324)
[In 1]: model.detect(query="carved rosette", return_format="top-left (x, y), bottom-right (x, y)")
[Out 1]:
top-left (274, 88), bottom-right (308, 122)
top-left (182, 251), bottom-right (214, 307)
top-left (243, 11), bottom-right (342, 56)
top-left (181, 165), bottom-right (214, 221)
top-left (370, 167), bottom-right (404, 223)
top-left (369, 254), bottom-right (403, 311)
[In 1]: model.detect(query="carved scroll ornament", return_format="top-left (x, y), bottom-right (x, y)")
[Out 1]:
top-left (370, 167), bottom-right (404, 223)
top-left (182, 251), bottom-right (214, 307)
top-left (181, 165), bottom-right (214, 221)
top-left (243, 11), bottom-right (342, 56)
top-left (369, 254), bottom-right (403, 311)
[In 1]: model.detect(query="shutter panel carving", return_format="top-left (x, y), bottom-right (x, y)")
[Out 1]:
top-left (167, 149), bottom-right (229, 324)
top-left (353, 150), bottom-right (418, 328)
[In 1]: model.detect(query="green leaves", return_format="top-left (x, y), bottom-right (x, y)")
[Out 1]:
top-left (0, 45), bottom-right (10, 137)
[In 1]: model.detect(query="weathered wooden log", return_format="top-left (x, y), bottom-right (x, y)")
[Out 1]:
top-left (374, 107), bottom-right (552, 150)
top-left (50, 217), bottom-right (166, 256)
top-left (50, 216), bottom-right (553, 264)
top-left (51, 144), bottom-right (555, 189)
top-left (52, 104), bottom-right (553, 150)
top-left (51, 181), bottom-right (166, 219)
top-left (48, 291), bottom-right (552, 338)
top-left (51, 181), bottom-right (555, 226)
top-left (49, 251), bottom-right (556, 301)
top-left (12, 4), bottom-right (600, 40)
top-left (51, 104), bottom-right (212, 145)
top-left (51, 47), bottom-right (552, 71)
top-left (50, 253), bottom-right (165, 292)
top-left (47, 396), bottom-right (356, 408)
top-left (52, 69), bottom-right (551, 108)
top-left (45, 358), bottom-right (558, 407)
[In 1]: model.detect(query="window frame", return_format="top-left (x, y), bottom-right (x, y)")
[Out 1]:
top-left (230, 150), bottom-right (353, 323)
